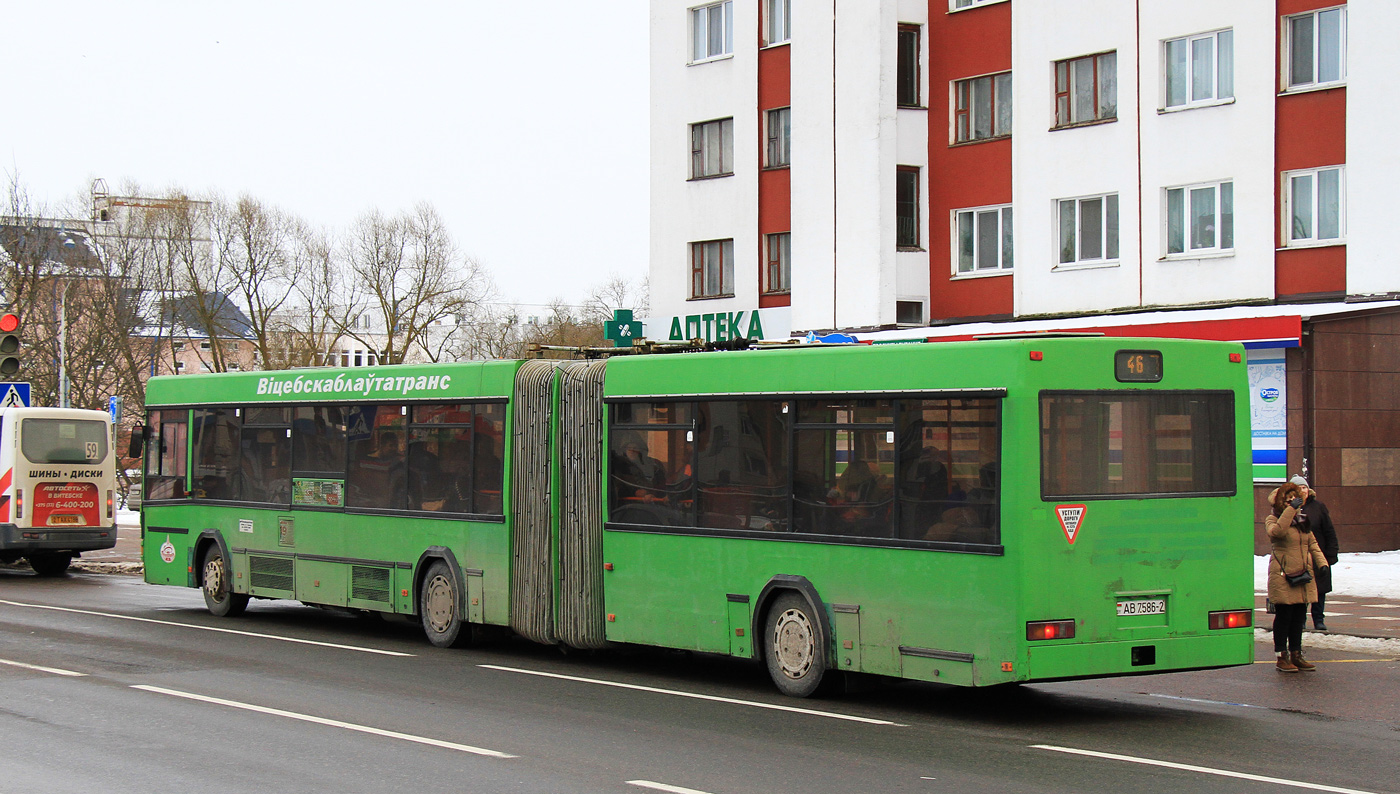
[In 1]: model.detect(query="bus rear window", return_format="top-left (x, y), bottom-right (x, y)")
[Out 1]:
top-left (22, 419), bottom-right (110, 464)
top-left (1040, 391), bottom-right (1235, 499)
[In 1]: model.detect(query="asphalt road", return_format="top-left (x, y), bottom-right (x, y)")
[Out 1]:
top-left (1, 569), bottom-right (1397, 794)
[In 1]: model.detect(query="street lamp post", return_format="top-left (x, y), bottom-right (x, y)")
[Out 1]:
top-left (58, 236), bottom-right (76, 409)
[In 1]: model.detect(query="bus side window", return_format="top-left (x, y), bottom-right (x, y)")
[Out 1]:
top-left (193, 408), bottom-right (240, 500)
top-left (240, 407), bottom-right (291, 505)
top-left (145, 410), bottom-right (188, 501)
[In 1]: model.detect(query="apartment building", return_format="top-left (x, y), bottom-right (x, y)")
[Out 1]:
top-left (647, 1), bottom-right (1400, 549)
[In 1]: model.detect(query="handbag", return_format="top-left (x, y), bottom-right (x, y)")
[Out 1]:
top-left (1273, 550), bottom-right (1313, 588)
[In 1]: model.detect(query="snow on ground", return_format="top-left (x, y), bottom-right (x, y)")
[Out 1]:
top-left (1254, 551), bottom-right (1400, 599)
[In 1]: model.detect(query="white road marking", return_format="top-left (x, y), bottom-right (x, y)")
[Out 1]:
top-left (1148, 694), bottom-right (1265, 709)
top-left (627, 781), bottom-right (714, 794)
top-left (0, 600), bottom-right (413, 657)
top-left (1358, 616), bottom-right (1400, 621)
top-left (1032, 744), bottom-right (1381, 793)
top-left (479, 664), bottom-right (905, 726)
top-left (0, 657), bottom-right (86, 677)
top-left (132, 685), bottom-right (515, 758)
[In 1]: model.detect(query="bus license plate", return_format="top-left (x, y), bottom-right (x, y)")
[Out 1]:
top-left (47, 515), bottom-right (83, 526)
top-left (1116, 599), bottom-right (1166, 617)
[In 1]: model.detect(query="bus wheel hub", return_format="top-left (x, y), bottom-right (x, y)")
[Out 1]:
top-left (774, 608), bottom-right (814, 678)
top-left (424, 575), bottom-right (455, 633)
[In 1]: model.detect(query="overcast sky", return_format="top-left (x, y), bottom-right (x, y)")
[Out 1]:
top-left (0, 1), bottom-right (650, 310)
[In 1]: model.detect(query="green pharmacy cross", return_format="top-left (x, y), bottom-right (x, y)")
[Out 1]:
top-left (603, 310), bottom-right (643, 347)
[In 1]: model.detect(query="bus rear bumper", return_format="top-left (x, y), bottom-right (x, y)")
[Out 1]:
top-left (0, 523), bottom-right (118, 555)
top-left (1023, 632), bottom-right (1256, 683)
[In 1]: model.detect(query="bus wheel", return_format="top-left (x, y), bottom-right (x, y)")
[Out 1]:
top-left (29, 553), bottom-right (73, 577)
top-left (201, 547), bottom-right (248, 617)
top-left (764, 593), bottom-right (827, 697)
top-left (420, 561), bottom-right (469, 649)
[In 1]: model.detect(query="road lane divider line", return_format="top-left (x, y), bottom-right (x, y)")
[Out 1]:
top-left (0, 600), bottom-right (413, 657)
top-left (0, 657), bottom-right (86, 677)
top-left (131, 685), bottom-right (515, 758)
top-left (1031, 744), bottom-right (1380, 794)
top-left (627, 780), bottom-right (715, 794)
top-left (479, 664), bottom-right (905, 726)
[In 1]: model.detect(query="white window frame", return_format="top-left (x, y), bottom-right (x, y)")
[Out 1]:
top-left (1283, 166), bottom-right (1346, 247)
top-left (1163, 180), bottom-right (1234, 258)
top-left (949, 0), bottom-right (1009, 11)
top-left (690, 117), bottom-right (734, 179)
top-left (765, 107), bottom-right (790, 168)
top-left (1056, 193), bottom-right (1120, 268)
top-left (764, 0), bottom-right (790, 46)
top-left (764, 232), bottom-right (791, 294)
top-left (690, 1), bottom-right (734, 64)
top-left (1163, 29), bottom-right (1234, 110)
top-left (690, 238), bottom-right (736, 299)
top-left (952, 204), bottom-right (1013, 276)
top-left (953, 71), bottom-right (1012, 143)
top-left (1284, 6), bottom-right (1346, 91)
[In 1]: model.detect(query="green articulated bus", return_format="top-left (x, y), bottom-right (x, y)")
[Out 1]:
top-left (135, 336), bottom-right (1255, 695)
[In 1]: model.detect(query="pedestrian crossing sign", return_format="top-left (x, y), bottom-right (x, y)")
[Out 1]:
top-left (0, 382), bottom-right (30, 408)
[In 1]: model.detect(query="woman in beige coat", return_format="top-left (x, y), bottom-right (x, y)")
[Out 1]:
top-left (1266, 481), bottom-right (1330, 672)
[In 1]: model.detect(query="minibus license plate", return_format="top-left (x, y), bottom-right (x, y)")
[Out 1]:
top-left (1116, 599), bottom-right (1166, 617)
top-left (48, 515), bottom-right (82, 526)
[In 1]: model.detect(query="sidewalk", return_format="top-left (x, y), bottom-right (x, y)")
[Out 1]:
top-left (1253, 592), bottom-right (1400, 641)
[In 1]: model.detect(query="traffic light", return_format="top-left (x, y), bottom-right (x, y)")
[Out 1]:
top-left (0, 313), bottom-right (18, 376)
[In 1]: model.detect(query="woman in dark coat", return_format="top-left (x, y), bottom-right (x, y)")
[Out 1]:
top-left (1290, 475), bottom-right (1340, 630)
top-left (1266, 482), bottom-right (1330, 673)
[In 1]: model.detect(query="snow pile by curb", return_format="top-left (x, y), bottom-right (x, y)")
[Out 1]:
top-left (71, 561), bottom-right (143, 575)
top-left (1254, 628), bottom-right (1400, 656)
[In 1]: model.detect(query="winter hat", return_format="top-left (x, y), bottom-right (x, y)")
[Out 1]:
top-left (1290, 475), bottom-right (1309, 488)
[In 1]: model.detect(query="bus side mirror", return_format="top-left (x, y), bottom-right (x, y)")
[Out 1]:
top-left (127, 425), bottom-right (147, 459)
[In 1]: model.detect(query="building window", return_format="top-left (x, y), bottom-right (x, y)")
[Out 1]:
top-left (1057, 193), bottom-right (1119, 265)
top-left (690, 118), bottom-right (734, 179)
top-left (1165, 29), bottom-right (1233, 109)
top-left (1165, 181), bottom-right (1233, 255)
top-left (1054, 51), bottom-right (1117, 127)
top-left (898, 25), bottom-right (921, 108)
top-left (897, 167), bottom-right (921, 250)
top-left (954, 72), bottom-right (1012, 142)
top-left (764, 232), bottom-right (791, 294)
top-left (764, 0), bottom-right (790, 46)
top-left (1285, 166), bottom-right (1345, 245)
top-left (1286, 7), bottom-right (1346, 90)
top-left (174, 361), bottom-right (186, 373)
top-left (954, 204), bottom-right (1013, 274)
top-left (896, 301), bottom-right (924, 325)
top-left (691, 1), bottom-right (734, 63)
top-left (691, 239), bottom-right (735, 299)
top-left (764, 107), bottom-right (791, 168)
top-left (951, 0), bottom-right (1007, 9)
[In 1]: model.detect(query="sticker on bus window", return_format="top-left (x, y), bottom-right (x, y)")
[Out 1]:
top-left (1056, 504), bottom-right (1086, 545)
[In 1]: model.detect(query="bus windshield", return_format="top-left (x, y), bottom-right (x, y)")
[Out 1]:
top-left (21, 418), bottom-right (110, 464)
top-left (1040, 390), bottom-right (1235, 499)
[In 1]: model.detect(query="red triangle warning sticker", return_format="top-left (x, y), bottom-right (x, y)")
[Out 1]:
top-left (1056, 505), bottom-right (1086, 544)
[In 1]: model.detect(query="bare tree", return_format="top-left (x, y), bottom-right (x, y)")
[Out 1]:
top-left (273, 222), bottom-right (352, 369)
top-left (342, 203), bottom-right (491, 364)
top-left (210, 194), bottom-right (301, 370)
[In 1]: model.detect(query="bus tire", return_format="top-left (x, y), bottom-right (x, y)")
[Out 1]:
top-left (764, 592), bottom-right (827, 698)
top-left (29, 553), bottom-right (73, 577)
top-left (201, 546), bottom-right (248, 617)
top-left (420, 561), bottom-right (469, 649)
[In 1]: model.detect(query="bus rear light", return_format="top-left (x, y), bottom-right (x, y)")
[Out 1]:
top-left (14, 488), bottom-right (22, 518)
top-left (106, 490), bottom-right (114, 519)
top-left (1027, 619), bottom-right (1075, 641)
top-left (1229, 353), bottom-right (1242, 363)
top-left (1209, 610), bottom-right (1252, 630)
top-left (1029, 351), bottom-right (1044, 361)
